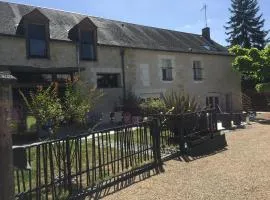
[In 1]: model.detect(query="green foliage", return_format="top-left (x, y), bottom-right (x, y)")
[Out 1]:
top-left (255, 83), bottom-right (270, 93)
top-left (19, 84), bottom-right (64, 134)
top-left (229, 45), bottom-right (249, 56)
top-left (225, 0), bottom-right (269, 49)
top-left (229, 45), bottom-right (270, 84)
top-left (163, 90), bottom-right (198, 114)
top-left (63, 80), bottom-right (103, 125)
top-left (139, 98), bottom-right (167, 115)
top-left (20, 80), bottom-right (103, 136)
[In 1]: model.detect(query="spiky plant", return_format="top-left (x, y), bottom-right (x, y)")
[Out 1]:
top-left (163, 90), bottom-right (198, 114)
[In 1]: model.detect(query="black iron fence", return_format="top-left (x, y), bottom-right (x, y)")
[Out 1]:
top-left (155, 109), bottom-right (218, 156)
top-left (13, 120), bottom-right (163, 199)
top-left (13, 110), bottom-right (245, 199)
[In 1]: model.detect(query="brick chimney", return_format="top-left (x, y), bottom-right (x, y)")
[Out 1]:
top-left (202, 27), bottom-right (210, 40)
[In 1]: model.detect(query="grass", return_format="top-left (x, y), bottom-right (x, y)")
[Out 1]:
top-left (14, 127), bottom-right (155, 199)
top-left (26, 116), bottom-right (37, 132)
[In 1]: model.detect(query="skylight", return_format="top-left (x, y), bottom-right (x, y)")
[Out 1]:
top-left (203, 45), bottom-right (211, 50)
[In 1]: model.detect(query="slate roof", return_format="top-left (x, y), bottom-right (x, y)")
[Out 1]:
top-left (0, 1), bottom-right (229, 55)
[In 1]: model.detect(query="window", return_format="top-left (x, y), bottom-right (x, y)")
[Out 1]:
top-left (193, 61), bottom-right (203, 81)
top-left (206, 96), bottom-right (219, 109)
top-left (56, 74), bottom-right (72, 83)
top-left (161, 59), bottom-right (173, 81)
top-left (97, 73), bottom-right (121, 88)
top-left (28, 24), bottom-right (47, 58)
top-left (80, 31), bottom-right (95, 60)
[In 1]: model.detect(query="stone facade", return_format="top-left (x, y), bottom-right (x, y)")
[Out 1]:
top-left (124, 48), bottom-right (242, 111)
top-left (0, 35), bottom-right (242, 113)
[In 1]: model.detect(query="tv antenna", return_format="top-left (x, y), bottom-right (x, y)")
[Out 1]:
top-left (201, 4), bottom-right (208, 27)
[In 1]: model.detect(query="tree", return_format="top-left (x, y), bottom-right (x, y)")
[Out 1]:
top-left (63, 79), bottom-right (103, 125)
top-left (20, 79), bottom-right (103, 137)
top-left (225, 0), bottom-right (269, 49)
top-left (20, 83), bottom-right (65, 136)
top-left (229, 45), bottom-right (270, 91)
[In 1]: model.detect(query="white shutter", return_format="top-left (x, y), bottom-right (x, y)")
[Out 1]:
top-left (140, 64), bottom-right (150, 86)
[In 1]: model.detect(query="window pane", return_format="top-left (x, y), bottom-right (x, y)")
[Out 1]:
top-left (29, 39), bottom-right (46, 56)
top-left (28, 24), bottom-right (46, 39)
top-left (193, 67), bottom-right (197, 80)
top-left (162, 69), bottom-right (166, 80)
top-left (162, 68), bottom-right (173, 81)
top-left (162, 59), bottom-right (172, 68)
top-left (28, 24), bottom-right (47, 57)
top-left (81, 31), bottom-right (93, 43)
top-left (97, 73), bottom-right (120, 88)
top-left (193, 61), bottom-right (202, 80)
top-left (209, 97), bottom-right (213, 108)
top-left (80, 31), bottom-right (95, 60)
top-left (81, 44), bottom-right (94, 59)
top-left (198, 68), bottom-right (202, 80)
top-left (167, 68), bottom-right (173, 80)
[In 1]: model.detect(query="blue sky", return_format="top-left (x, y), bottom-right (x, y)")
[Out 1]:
top-left (4, 0), bottom-right (270, 45)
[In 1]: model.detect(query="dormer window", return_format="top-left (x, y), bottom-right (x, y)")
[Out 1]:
top-left (28, 24), bottom-right (48, 58)
top-left (68, 17), bottom-right (97, 61)
top-left (80, 30), bottom-right (95, 60)
top-left (16, 9), bottom-right (50, 59)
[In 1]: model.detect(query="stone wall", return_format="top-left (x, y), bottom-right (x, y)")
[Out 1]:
top-left (124, 48), bottom-right (242, 112)
top-left (0, 35), bottom-right (242, 113)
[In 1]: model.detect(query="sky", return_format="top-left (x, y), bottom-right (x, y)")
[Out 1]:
top-left (3, 0), bottom-right (270, 46)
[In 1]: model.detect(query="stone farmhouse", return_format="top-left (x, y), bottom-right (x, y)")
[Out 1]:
top-left (0, 1), bottom-right (242, 115)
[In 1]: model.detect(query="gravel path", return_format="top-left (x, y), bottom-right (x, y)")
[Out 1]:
top-left (102, 122), bottom-right (270, 200)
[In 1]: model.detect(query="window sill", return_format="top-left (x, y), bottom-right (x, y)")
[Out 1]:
top-left (162, 79), bottom-right (174, 82)
top-left (194, 80), bottom-right (203, 83)
top-left (28, 56), bottom-right (50, 60)
top-left (80, 58), bottom-right (97, 61)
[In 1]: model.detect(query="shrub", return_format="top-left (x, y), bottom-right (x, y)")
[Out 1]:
top-left (255, 82), bottom-right (270, 93)
top-left (20, 79), bottom-right (103, 136)
top-left (163, 90), bottom-right (198, 114)
top-left (63, 80), bottom-right (103, 125)
top-left (20, 83), bottom-right (64, 135)
top-left (139, 98), bottom-right (166, 115)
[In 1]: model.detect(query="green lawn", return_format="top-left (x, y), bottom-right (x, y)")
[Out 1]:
top-left (14, 128), bottom-right (155, 199)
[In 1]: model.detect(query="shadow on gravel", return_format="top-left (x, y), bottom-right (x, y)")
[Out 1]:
top-left (174, 148), bottom-right (228, 162)
top-left (86, 135), bottom-right (228, 199)
top-left (85, 166), bottom-right (160, 200)
top-left (172, 134), bottom-right (228, 162)
top-left (255, 118), bottom-right (270, 125)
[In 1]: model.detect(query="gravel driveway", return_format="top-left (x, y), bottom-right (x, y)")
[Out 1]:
top-left (102, 122), bottom-right (270, 200)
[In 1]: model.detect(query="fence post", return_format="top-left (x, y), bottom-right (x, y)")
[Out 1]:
top-left (178, 117), bottom-right (186, 154)
top-left (0, 72), bottom-right (16, 200)
top-left (151, 118), bottom-right (163, 173)
top-left (212, 110), bottom-right (218, 133)
top-left (65, 136), bottom-right (72, 195)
